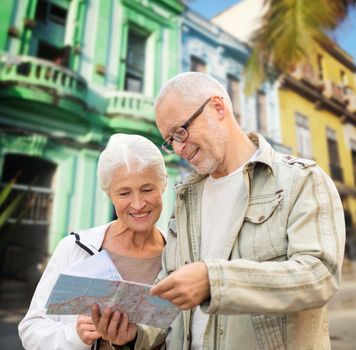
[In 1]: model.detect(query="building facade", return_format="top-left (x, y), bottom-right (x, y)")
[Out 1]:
top-left (182, 9), bottom-right (287, 153)
top-left (279, 44), bottom-right (356, 258)
top-left (0, 0), bottom-right (184, 285)
top-left (214, 0), bottom-right (356, 258)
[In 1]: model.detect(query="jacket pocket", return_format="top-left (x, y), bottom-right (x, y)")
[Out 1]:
top-left (239, 192), bottom-right (287, 262)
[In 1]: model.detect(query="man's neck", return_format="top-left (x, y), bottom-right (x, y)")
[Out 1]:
top-left (210, 131), bottom-right (258, 179)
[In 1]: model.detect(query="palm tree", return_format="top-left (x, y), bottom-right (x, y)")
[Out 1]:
top-left (244, 0), bottom-right (356, 93)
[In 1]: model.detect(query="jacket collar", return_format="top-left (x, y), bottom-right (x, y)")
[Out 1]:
top-left (248, 133), bottom-right (275, 176)
top-left (75, 221), bottom-right (113, 253)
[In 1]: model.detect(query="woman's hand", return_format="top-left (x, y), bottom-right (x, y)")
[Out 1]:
top-left (76, 315), bottom-right (101, 345)
top-left (91, 304), bottom-right (137, 346)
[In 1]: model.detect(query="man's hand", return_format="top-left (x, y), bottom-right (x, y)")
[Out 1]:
top-left (91, 304), bottom-right (137, 346)
top-left (76, 315), bottom-right (101, 345)
top-left (150, 261), bottom-right (210, 310)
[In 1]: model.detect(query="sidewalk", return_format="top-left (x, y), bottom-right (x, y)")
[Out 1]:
top-left (329, 259), bottom-right (356, 350)
top-left (0, 279), bottom-right (30, 350)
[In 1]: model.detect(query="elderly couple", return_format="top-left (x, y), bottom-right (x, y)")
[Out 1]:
top-left (19, 72), bottom-right (345, 350)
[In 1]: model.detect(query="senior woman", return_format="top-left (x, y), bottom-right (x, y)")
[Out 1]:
top-left (19, 134), bottom-right (168, 350)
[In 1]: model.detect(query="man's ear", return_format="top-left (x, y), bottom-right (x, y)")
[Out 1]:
top-left (211, 96), bottom-right (225, 119)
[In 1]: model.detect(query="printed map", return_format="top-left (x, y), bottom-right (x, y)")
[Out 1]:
top-left (46, 274), bottom-right (179, 329)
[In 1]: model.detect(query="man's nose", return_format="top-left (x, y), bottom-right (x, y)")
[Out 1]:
top-left (172, 140), bottom-right (186, 155)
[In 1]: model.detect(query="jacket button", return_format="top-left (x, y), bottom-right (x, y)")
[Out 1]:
top-left (258, 215), bottom-right (265, 221)
top-left (187, 333), bottom-right (191, 341)
top-left (179, 193), bottom-right (184, 200)
top-left (219, 329), bottom-right (224, 335)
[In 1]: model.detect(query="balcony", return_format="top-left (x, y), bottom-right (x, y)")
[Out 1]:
top-left (345, 93), bottom-right (356, 113)
top-left (291, 63), bottom-right (321, 89)
top-left (322, 80), bottom-right (345, 105)
top-left (106, 91), bottom-right (155, 122)
top-left (0, 53), bottom-right (87, 104)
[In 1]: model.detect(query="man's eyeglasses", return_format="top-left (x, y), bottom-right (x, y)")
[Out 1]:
top-left (161, 97), bottom-right (212, 154)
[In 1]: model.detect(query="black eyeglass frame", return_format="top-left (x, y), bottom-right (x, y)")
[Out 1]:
top-left (161, 97), bottom-right (214, 154)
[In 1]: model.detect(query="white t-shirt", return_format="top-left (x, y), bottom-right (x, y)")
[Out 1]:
top-left (191, 151), bottom-right (258, 350)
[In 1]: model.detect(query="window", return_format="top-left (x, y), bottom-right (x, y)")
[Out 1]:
top-left (36, 41), bottom-right (69, 66)
top-left (190, 56), bottom-right (206, 73)
top-left (340, 70), bottom-right (346, 86)
top-left (257, 90), bottom-right (267, 134)
top-left (35, 0), bottom-right (67, 26)
top-left (49, 4), bottom-right (67, 25)
top-left (317, 54), bottom-right (324, 81)
top-left (295, 113), bottom-right (312, 158)
top-left (125, 30), bottom-right (147, 93)
top-left (327, 128), bottom-right (343, 182)
top-left (227, 74), bottom-right (241, 120)
top-left (350, 140), bottom-right (356, 186)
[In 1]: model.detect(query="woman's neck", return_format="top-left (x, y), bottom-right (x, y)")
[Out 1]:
top-left (102, 220), bottom-right (164, 258)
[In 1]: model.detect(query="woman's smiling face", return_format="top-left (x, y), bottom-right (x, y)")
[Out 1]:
top-left (109, 165), bottom-right (164, 233)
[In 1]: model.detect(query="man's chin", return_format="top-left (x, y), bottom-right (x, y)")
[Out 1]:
top-left (193, 160), bottom-right (217, 176)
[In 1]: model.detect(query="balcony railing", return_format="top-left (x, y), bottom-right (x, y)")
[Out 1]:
top-left (345, 93), bottom-right (356, 113)
top-left (106, 91), bottom-right (155, 122)
top-left (291, 63), bottom-right (321, 88)
top-left (322, 80), bottom-right (345, 104)
top-left (0, 53), bottom-right (87, 102)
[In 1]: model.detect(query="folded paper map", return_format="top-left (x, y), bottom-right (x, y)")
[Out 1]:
top-left (45, 251), bottom-right (179, 329)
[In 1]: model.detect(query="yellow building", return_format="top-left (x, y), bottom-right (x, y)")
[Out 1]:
top-left (213, 1), bottom-right (356, 257)
top-left (279, 42), bottom-right (356, 252)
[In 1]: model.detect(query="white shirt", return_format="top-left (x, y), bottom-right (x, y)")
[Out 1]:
top-left (191, 151), bottom-right (258, 350)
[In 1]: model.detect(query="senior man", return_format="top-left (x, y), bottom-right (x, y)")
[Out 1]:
top-left (150, 72), bottom-right (345, 350)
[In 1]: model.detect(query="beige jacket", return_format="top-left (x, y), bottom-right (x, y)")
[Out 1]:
top-left (156, 133), bottom-right (345, 350)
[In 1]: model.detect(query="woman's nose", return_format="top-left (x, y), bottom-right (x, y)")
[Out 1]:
top-left (131, 194), bottom-right (146, 210)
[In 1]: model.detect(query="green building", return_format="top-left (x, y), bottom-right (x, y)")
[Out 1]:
top-left (0, 0), bottom-right (184, 285)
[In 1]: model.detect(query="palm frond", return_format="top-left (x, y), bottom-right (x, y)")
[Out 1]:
top-left (0, 192), bottom-right (25, 228)
top-left (244, 0), bottom-right (355, 94)
top-left (0, 173), bottom-right (20, 207)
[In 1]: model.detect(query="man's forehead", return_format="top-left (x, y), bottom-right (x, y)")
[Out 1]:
top-left (156, 93), bottom-right (185, 127)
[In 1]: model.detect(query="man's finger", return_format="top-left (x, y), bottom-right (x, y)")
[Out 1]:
top-left (154, 287), bottom-right (182, 302)
top-left (150, 277), bottom-right (175, 296)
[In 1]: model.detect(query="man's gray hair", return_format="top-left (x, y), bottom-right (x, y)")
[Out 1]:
top-left (154, 72), bottom-right (233, 111)
top-left (97, 133), bottom-right (167, 194)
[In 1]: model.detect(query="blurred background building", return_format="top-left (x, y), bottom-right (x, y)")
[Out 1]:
top-left (214, 0), bottom-right (356, 262)
top-left (0, 0), bottom-right (356, 348)
top-left (0, 0), bottom-right (183, 286)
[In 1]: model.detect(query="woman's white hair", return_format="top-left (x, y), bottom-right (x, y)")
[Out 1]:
top-left (154, 72), bottom-right (233, 111)
top-left (97, 133), bottom-right (167, 194)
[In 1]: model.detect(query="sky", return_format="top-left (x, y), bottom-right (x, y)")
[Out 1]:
top-left (188, 0), bottom-right (356, 64)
